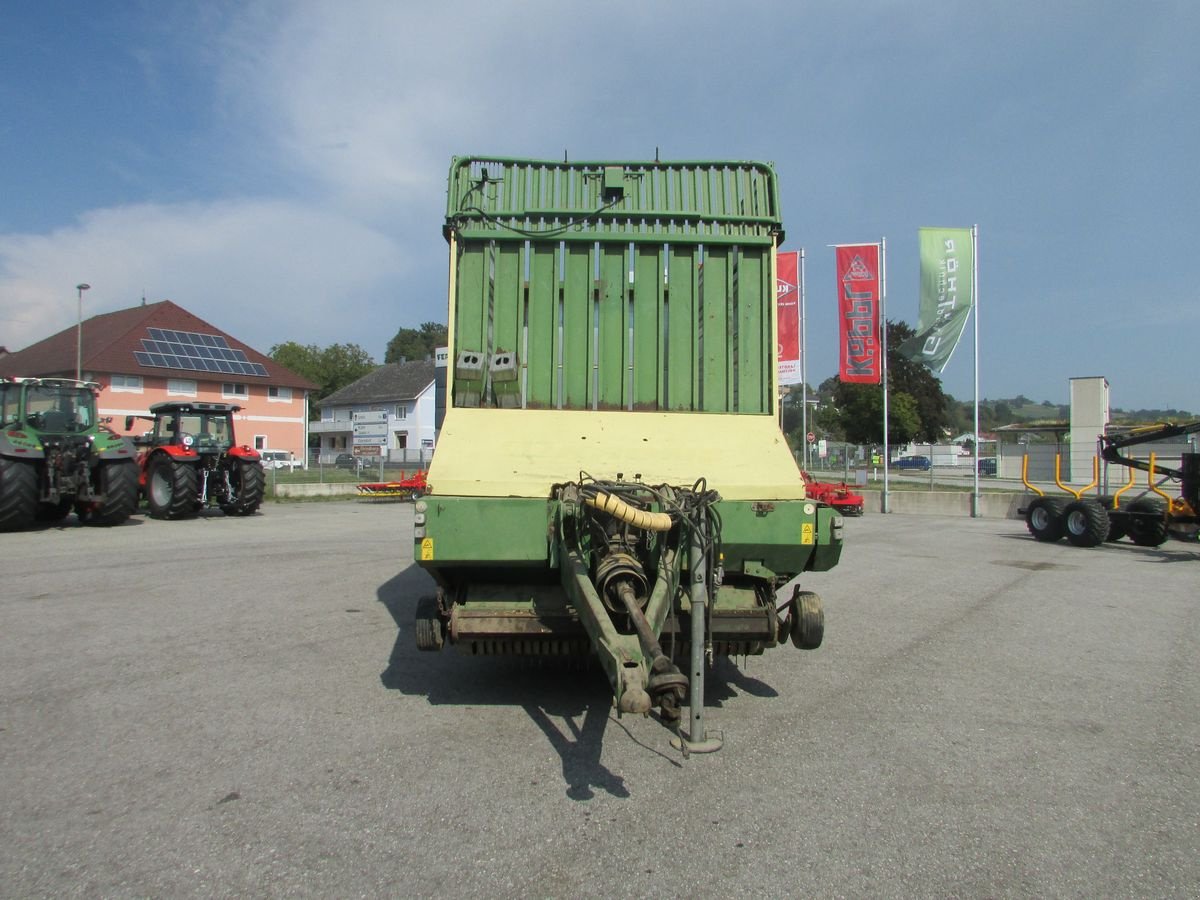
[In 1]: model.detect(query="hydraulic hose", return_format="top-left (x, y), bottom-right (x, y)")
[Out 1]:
top-left (585, 491), bottom-right (673, 532)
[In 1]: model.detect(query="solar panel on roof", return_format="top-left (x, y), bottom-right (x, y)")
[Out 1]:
top-left (136, 328), bottom-right (268, 376)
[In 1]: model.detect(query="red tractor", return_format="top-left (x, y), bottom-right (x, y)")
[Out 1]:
top-left (127, 402), bottom-right (264, 519)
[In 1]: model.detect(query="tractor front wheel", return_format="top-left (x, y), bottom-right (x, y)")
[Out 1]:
top-left (147, 456), bottom-right (199, 520)
top-left (0, 457), bottom-right (38, 532)
top-left (88, 460), bottom-right (139, 526)
top-left (219, 459), bottom-right (264, 516)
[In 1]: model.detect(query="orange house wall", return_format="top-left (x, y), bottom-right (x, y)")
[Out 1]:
top-left (93, 373), bottom-right (309, 460)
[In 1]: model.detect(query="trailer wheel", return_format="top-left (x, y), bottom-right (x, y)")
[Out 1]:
top-left (1025, 497), bottom-right (1066, 542)
top-left (1064, 499), bottom-right (1109, 548)
top-left (1126, 498), bottom-right (1169, 547)
top-left (415, 595), bottom-right (445, 651)
top-left (147, 456), bottom-right (198, 519)
top-left (0, 457), bottom-right (38, 532)
top-left (789, 589), bottom-right (824, 650)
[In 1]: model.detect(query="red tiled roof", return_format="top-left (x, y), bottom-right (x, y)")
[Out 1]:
top-left (0, 300), bottom-right (317, 390)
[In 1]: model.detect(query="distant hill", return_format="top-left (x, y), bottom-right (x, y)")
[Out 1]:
top-left (947, 395), bottom-right (1195, 431)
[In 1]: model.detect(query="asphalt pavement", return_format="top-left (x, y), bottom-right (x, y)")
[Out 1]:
top-left (2, 501), bottom-right (1197, 898)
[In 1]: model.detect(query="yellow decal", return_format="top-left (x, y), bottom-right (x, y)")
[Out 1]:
top-left (420, 537), bottom-right (435, 560)
top-left (800, 523), bottom-right (814, 545)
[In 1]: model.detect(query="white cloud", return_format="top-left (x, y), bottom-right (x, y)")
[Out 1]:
top-left (0, 199), bottom-right (407, 357)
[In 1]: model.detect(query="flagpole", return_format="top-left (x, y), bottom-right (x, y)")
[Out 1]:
top-left (800, 248), bottom-right (808, 471)
top-left (880, 237), bottom-right (889, 514)
top-left (971, 224), bottom-right (981, 517)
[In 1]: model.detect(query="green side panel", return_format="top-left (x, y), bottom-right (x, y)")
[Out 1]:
top-left (446, 158), bottom-right (784, 415)
top-left (597, 244), bottom-right (626, 410)
top-left (716, 499), bottom-right (843, 580)
top-left (419, 497), bottom-right (554, 565)
top-left (633, 245), bottom-right (661, 410)
top-left (562, 244), bottom-right (592, 408)
top-left (526, 244), bottom-right (557, 408)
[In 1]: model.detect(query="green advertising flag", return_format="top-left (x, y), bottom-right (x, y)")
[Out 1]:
top-left (899, 227), bottom-right (974, 372)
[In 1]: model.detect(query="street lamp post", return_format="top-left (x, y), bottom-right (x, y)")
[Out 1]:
top-left (75, 283), bottom-right (90, 381)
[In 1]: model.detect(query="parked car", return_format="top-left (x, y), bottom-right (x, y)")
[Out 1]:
top-left (977, 457), bottom-right (997, 476)
top-left (334, 453), bottom-right (358, 470)
top-left (261, 449), bottom-right (301, 471)
top-left (892, 455), bottom-right (932, 471)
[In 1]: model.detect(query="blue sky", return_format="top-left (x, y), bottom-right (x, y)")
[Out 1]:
top-left (2, 1), bottom-right (1196, 413)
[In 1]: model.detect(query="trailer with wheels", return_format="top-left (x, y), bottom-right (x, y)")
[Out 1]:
top-left (410, 156), bottom-right (845, 752)
top-left (1020, 421), bottom-right (1199, 548)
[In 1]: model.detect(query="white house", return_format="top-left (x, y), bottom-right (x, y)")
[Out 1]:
top-left (312, 359), bottom-right (436, 465)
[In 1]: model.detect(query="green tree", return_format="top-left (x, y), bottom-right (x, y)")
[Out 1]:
top-left (385, 322), bottom-right (447, 364)
top-left (824, 320), bottom-right (951, 444)
top-left (269, 341), bottom-right (377, 418)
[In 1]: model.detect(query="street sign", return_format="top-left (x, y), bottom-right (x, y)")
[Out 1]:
top-left (353, 445), bottom-right (382, 457)
top-left (807, 432), bottom-right (815, 443)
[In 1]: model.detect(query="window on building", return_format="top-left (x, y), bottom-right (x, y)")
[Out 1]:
top-left (222, 382), bottom-right (249, 399)
top-left (395, 403), bottom-right (407, 419)
top-left (167, 378), bottom-right (197, 396)
top-left (254, 434), bottom-right (267, 450)
top-left (111, 374), bottom-right (143, 393)
top-left (395, 432), bottom-right (408, 449)
top-left (268, 385), bottom-right (292, 402)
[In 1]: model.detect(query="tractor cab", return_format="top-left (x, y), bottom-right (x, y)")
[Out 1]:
top-left (148, 403), bottom-right (238, 454)
top-left (9, 378), bottom-right (98, 435)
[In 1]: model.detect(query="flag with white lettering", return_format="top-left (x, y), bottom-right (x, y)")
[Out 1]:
top-left (776, 250), bottom-right (802, 385)
top-left (899, 227), bottom-right (974, 372)
top-left (836, 244), bottom-right (881, 384)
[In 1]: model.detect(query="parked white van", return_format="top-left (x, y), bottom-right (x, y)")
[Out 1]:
top-left (261, 449), bottom-right (301, 471)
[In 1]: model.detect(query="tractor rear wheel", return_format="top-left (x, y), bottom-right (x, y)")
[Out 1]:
top-left (219, 459), bottom-right (264, 516)
top-left (89, 460), bottom-right (139, 526)
top-left (1025, 497), bottom-right (1066, 542)
top-left (147, 456), bottom-right (199, 519)
top-left (0, 457), bottom-right (38, 532)
top-left (1126, 498), bottom-right (1169, 547)
top-left (1064, 499), bottom-right (1109, 548)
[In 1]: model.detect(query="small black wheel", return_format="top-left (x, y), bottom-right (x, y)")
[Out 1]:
top-left (1064, 499), bottom-right (1109, 548)
top-left (789, 589), bottom-right (824, 650)
top-left (1126, 498), bottom-right (1169, 547)
top-left (1025, 496), bottom-right (1067, 542)
top-left (415, 595), bottom-right (445, 651)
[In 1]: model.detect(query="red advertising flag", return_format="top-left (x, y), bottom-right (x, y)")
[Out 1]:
top-left (836, 244), bottom-right (881, 384)
top-left (776, 250), bottom-right (801, 385)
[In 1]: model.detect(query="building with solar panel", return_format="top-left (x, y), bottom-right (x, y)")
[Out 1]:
top-left (0, 300), bottom-right (317, 464)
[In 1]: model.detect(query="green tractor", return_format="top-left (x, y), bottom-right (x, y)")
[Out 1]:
top-left (0, 377), bottom-right (139, 531)
top-left (126, 401), bottom-right (265, 519)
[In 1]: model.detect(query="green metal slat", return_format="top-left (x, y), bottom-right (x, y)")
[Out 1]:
top-left (667, 246), bottom-right (697, 411)
top-left (455, 246), bottom-right (487, 354)
top-left (562, 245), bottom-right (591, 408)
top-left (700, 249), bottom-right (730, 412)
top-left (526, 244), bottom-right (556, 407)
top-left (737, 249), bottom-right (766, 414)
top-left (632, 245), bottom-right (661, 410)
top-left (596, 244), bottom-right (626, 410)
top-left (492, 243), bottom-right (522, 358)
